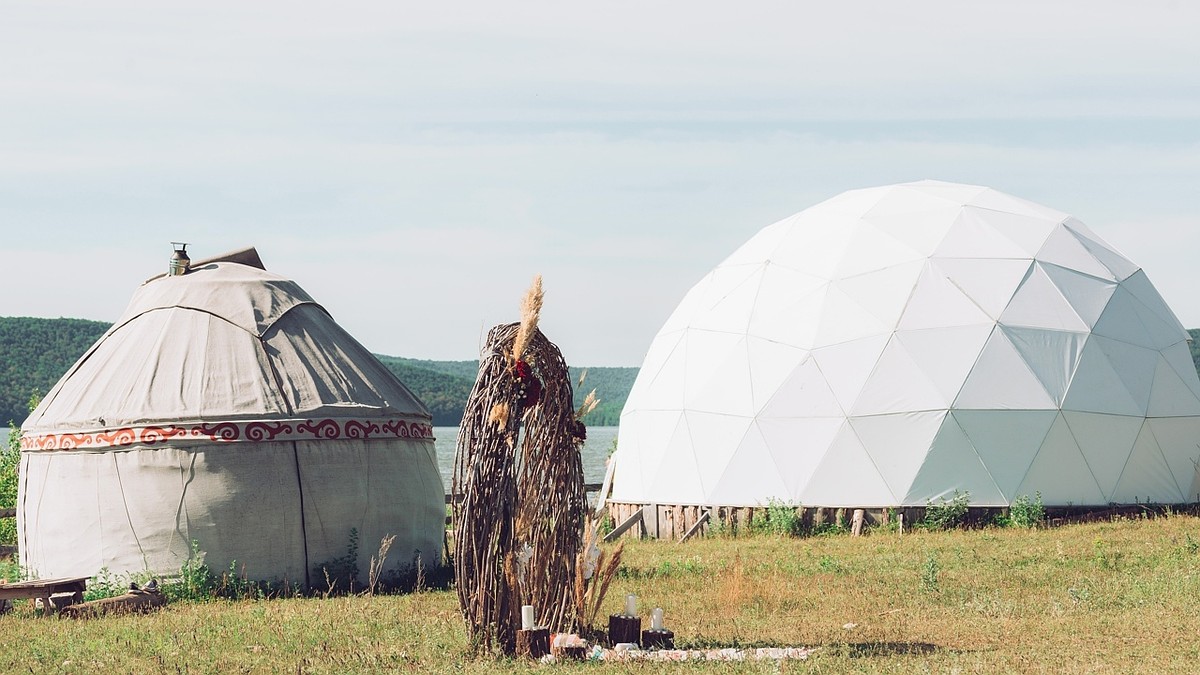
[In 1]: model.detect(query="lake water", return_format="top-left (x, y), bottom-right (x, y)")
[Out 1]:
top-left (0, 426), bottom-right (617, 492)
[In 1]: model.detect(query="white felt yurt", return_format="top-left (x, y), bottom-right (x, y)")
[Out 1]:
top-left (612, 181), bottom-right (1200, 513)
top-left (18, 249), bottom-right (445, 583)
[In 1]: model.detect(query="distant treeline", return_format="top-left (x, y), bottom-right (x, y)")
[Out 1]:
top-left (0, 316), bottom-right (636, 428)
top-left (0, 317), bottom-right (110, 426)
top-left (377, 355), bottom-right (636, 426)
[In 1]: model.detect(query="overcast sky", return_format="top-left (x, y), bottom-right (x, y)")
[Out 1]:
top-left (3, 1), bottom-right (1198, 366)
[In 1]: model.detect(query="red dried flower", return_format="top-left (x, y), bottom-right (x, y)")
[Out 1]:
top-left (515, 359), bottom-right (542, 407)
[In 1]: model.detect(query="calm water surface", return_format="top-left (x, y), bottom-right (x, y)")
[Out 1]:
top-left (0, 426), bottom-right (616, 492)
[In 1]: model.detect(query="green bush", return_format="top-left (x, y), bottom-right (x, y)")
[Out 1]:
top-left (922, 491), bottom-right (970, 530)
top-left (0, 422), bottom-right (19, 546)
top-left (750, 499), bottom-right (801, 536)
top-left (0, 394), bottom-right (38, 547)
top-left (1009, 492), bottom-right (1045, 528)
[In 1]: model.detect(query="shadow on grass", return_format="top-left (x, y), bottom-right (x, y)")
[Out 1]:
top-left (845, 641), bottom-right (942, 658)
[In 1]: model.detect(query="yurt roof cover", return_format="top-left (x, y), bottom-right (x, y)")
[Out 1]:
top-left (24, 249), bottom-right (429, 434)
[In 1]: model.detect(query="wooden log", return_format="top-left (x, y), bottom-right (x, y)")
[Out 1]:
top-left (644, 504), bottom-right (659, 539)
top-left (851, 509), bottom-right (865, 537)
top-left (515, 627), bottom-right (550, 659)
top-left (897, 512), bottom-right (904, 536)
top-left (641, 628), bottom-right (675, 650)
top-left (552, 645), bottom-right (587, 660)
top-left (60, 589), bottom-right (166, 618)
top-left (604, 507), bottom-right (648, 543)
top-left (608, 614), bottom-right (642, 646)
top-left (678, 510), bottom-right (711, 543)
top-left (681, 506), bottom-right (696, 536)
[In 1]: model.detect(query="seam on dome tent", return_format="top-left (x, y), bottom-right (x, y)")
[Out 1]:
top-left (1142, 423), bottom-right (1188, 502)
top-left (1060, 411), bottom-right (1127, 503)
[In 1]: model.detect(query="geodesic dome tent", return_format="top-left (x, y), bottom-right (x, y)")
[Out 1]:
top-left (612, 181), bottom-right (1200, 510)
top-left (18, 249), bottom-right (445, 583)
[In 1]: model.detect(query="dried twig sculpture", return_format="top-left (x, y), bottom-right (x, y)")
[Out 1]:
top-left (452, 276), bottom-right (588, 655)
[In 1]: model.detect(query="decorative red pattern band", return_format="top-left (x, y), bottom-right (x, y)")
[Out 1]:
top-left (19, 417), bottom-right (436, 451)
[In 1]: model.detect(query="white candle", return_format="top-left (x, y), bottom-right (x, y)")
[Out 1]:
top-left (521, 604), bottom-right (535, 630)
top-left (651, 607), bottom-right (664, 631)
top-left (625, 593), bottom-right (637, 617)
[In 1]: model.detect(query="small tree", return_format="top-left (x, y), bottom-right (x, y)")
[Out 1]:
top-left (1, 393), bottom-right (39, 547)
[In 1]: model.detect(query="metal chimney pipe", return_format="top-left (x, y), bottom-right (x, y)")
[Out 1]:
top-left (169, 242), bottom-right (191, 276)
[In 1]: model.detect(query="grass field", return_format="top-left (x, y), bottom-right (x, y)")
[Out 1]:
top-left (3, 513), bottom-right (1200, 673)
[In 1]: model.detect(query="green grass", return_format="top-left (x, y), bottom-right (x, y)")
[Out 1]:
top-left (4, 514), bottom-right (1200, 672)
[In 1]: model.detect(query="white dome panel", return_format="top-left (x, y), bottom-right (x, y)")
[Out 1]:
top-left (904, 414), bottom-right (1006, 506)
top-left (798, 424), bottom-right (895, 506)
top-left (999, 265), bottom-right (1089, 332)
top-left (895, 325), bottom-right (994, 404)
top-left (756, 417), bottom-right (844, 497)
top-left (852, 411), bottom-right (945, 504)
top-left (1108, 424), bottom-right (1184, 503)
top-left (1145, 418), bottom-right (1200, 502)
top-left (1012, 415), bottom-right (1106, 505)
top-left (954, 409), bottom-right (1058, 501)
top-left (1038, 263), bottom-right (1117, 328)
top-left (616, 181), bottom-right (1200, 509)
top-left (1062, 412), bottom-right (1144, 500)
top-left (1002, 327), bottom-right (1088, 406)
top-left (929, 257), bottom-right (1033, 321)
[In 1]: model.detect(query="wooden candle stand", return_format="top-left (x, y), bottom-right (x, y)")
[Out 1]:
top-left (552, 645), bottom-right (588, 660)
top-left (516, 627), bottom-right (550, 659)
top-left (608, 614), bottom-right (642, 646)
top-left (641, 628), bottom-right (675, 650)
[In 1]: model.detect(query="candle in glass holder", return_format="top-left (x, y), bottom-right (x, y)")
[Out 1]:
top-left (651, 607), bottom-right (664, 630)
top-left (521, 604), bottom-right (536, 630)
top-left (624, 593), bottom-right (637, 617)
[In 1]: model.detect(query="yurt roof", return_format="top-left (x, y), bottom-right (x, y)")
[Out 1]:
top-left (24, 250), bottom-right (428, 434)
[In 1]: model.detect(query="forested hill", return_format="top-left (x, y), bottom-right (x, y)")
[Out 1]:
top-left (375, 356), bottom-right (635, 426)
top-left (0, 316), bottom-right (636, 428)
top-left (0, 317), bottom-right (110, 427)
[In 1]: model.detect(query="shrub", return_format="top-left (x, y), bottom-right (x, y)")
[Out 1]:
top-left (922, 491), bottom-right (970, 530)
top-left (1009, 492), bottom-right (1045, 529)
top-left (0, 394), bottom-right (37, 547)
top-left (920, 554), bottom-right (940, 592)
top-left (0, 422), bottom-right (19, 546)
top-left (750, 499), bottom-right (801, 536)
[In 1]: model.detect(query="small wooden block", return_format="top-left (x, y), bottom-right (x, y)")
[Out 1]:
top-left (641, 628), bottom-right (674, 650)
top-left (515, 627), bottom-right (550, 659)
top-left (608, 614), bottom-right (642, 646)
top-left (552, 645), bottom-right (588, 660)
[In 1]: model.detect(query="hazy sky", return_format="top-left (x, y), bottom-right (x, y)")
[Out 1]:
top-left (3, 1), bottom-right (1198, 366)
